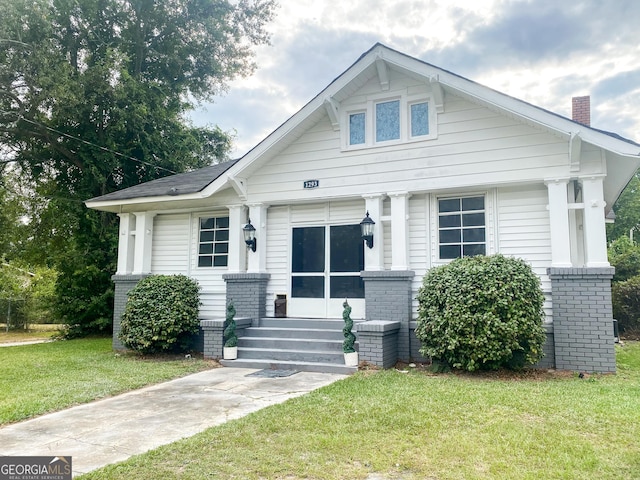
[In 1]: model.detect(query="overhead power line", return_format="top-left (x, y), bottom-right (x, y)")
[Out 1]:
top-left (0, 109), bottom-right (177, 174)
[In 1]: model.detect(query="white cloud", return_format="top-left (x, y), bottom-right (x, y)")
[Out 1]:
top-left (192, 0), bottom-right (640, 157)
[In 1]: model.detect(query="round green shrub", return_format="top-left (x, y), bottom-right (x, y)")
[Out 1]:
top-left (415, 254), bottom-right (546, 371)
top-left (119, 274), bottom-right (201, 354)
top-left (612, 275), bottom-right (640, 335)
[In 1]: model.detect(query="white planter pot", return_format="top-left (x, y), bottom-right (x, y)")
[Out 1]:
top-left (344, 351), bottom-right (359, 367)
top-left (223, 346), bottom-right (238, 360)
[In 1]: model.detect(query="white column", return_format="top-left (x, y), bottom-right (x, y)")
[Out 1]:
top-left (545, 180), bottom-right (572, 268)
top-left (363, 195), bottom-right (384, 271)
top-left (116, 213), bottom-right (136, 275)
top-left (247, 204), bottom-right (267, 273)
top-left (389, 192), bottom-right (411, 270)
top-left (581, 176), bottom-right (609, 267)
top-left (227, 205), bottom-right (247, 273)
top-left (132, 212), bottom-right (156, 274)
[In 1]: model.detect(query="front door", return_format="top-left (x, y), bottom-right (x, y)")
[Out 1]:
top-left (289, 224), bottom-right (365, 318)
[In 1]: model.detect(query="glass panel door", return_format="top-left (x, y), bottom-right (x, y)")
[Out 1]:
top-left (328, 225), bottom-right (365, 319)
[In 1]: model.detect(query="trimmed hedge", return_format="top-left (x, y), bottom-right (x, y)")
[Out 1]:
top-left (415, 254), bottom-right (546, 371)
top-left (119, 275), bottom-right (201, 354)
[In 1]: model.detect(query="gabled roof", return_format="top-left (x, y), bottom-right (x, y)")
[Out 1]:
top-left (87, 43), bottom-right (640, 213)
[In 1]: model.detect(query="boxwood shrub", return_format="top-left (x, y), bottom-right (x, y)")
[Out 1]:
top-left (415, 254), bottom-right (546, 371)
top-left (119, 274), bottom-right (201, 354)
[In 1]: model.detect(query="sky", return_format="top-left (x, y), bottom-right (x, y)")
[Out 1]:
top-left (189, 0), bottom-right (640, 158)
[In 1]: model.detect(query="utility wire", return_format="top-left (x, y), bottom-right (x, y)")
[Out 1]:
top-left (1, 110), bottom-right (177, 174)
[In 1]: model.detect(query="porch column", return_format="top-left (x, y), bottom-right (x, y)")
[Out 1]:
top-left (581, 176), bottom-right (609, 267)
top-left (132, 212), bottom-right (156, 274)
top-left (247, 203), bottom-right (267, 273)
top-left (116, 213), bottom-right (135, 275)
top-left (227, 204), bottom-right (248, 273)
top-left (389, 192), bottom-right (410, 270)
top-left (545, 180), bottom-right (572, 267)
top-left (363, 195), bottom-right (384, 271)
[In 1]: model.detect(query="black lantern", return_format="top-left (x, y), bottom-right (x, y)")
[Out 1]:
top-left (243, 219), bottom-right (257, 252)
top-left (360, 211), bottom-right (375, 249)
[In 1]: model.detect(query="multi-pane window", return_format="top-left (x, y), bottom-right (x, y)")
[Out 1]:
top-left (410, 102), bottom-right (429, 137)
top-left (198, 216), bottom-right (229, 267)
top-left (349, 112), bottom-right (366, 145)
top-left (438, 196), bottom-right (486, 259)
top-left (375, 100), bottom-right (400, 142)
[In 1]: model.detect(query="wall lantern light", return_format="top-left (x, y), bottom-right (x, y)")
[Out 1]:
top-left (243, 219), bottom-right (257, 252)
top-left (360, 211), bottom-right (375, 249)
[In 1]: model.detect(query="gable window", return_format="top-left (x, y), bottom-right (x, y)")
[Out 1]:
top-left (198, 216), bottom-right (229, 267)
top-left (410, 102), bottom-right (429, 137)
top-left (438, 196), bottom-right (485, 259)
top-left (349, 112), bottom-right (366, 145)
top-left (375, 99), bottom-right (400, 142)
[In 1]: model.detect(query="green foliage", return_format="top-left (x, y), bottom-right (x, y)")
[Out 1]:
top-left (119, 275), bottom-right (201, 354)
top-left (415, 254), bottom-right (546, 371)
top-left (0, 261), bottom-right (57, 327)
top-left (342, 300), bottom-right (356, 353)
top-left (612, 276), bottom-right (640, 335)
top-left (223, 301), bottom-right (237, 348)
top-left (608, 236), bottom-right (640, 282)
top-left (0, 0), bottom-right (275, 335)
top-left (607, 170), bottom-right (640, 242)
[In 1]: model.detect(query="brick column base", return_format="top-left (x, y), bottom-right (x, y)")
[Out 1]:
top-left (361, 270), bottom-right (414, 361)
top-left (200, 317), bottom-right (251, 359)
top-left (111, 274), bottom-right (149, 350)
top-left (548, 267), bottom-right (616, 373)
top-left (357, 320), bottom-right (401, 368)
top-left (223, 273), bottom-right (270, 326)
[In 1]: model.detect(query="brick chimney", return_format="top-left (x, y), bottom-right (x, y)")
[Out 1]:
top-left (572, 96), bottom-right (590, 126)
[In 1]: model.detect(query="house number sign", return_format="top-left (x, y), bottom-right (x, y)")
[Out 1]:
top-left (303, 180), bottom-right (319, 189)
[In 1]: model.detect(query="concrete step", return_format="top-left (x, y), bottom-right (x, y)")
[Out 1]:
top-left (259, 318), bottom-right (350, 330)
top-left (237, 346), bottom-right (345, 364)
top-left (219, 358), bottom-right (357, 375)
top-left (243, 326), bottom-right (344, 340)
top-left (238, 336), bottom-right (343, 351)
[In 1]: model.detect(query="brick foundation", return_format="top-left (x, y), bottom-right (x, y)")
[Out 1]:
top-left (223, 273), bottom-right (270, 326)
top-left (111, 274), bottom-right (149, 350)
top-left (548, 267), bottom-right (616, 373)
top-left (361, 270), bottom-right (414, 361)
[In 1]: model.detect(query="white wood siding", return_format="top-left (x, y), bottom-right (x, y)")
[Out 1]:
top-left (265, 206), bottom-right (289, 317)
top-left (409, 195), bottom-right (429, 317)
top-left (189, 211), bottom-right (228, 319)
top-left (245, 73), bottom-right (570, 205)
top-left (497, 184), bottom-right (553, 320)
top-left (151, 214), bottom-right (190, 274)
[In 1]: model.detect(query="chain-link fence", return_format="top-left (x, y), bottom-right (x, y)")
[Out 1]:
top-left (0, 297), bottom-right (53, 331)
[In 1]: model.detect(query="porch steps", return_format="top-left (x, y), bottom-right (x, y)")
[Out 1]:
top-left (219, 317), bottom-right (358, 375)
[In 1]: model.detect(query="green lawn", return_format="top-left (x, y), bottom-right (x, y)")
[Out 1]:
top-left (0, 337), bottom-right (216, 425)
top-left (80, 342), bottom-right (640, 480)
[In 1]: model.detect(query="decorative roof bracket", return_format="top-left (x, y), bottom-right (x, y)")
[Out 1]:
top-left (323, 97), bottom-right (340, 131)
top-left (228, 175), bottom-right (247, 202)
top-left (569, 132), bottom-right (582, 173)
top-left (429, 75), bottom-right (445, 113)
top-left (375, 55), bottom-right (390, 91)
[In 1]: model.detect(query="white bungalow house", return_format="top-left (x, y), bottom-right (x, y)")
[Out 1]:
top-left (87, 44), bottom-right (640, 374)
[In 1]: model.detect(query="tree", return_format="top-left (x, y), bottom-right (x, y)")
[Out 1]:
top-left (0, 0), bottom-right (275, 335)
top-left (607, 170), bottom-right (640, 242)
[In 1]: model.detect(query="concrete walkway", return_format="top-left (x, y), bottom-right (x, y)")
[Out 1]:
top-left (0, 367), bottom-right (346, 477)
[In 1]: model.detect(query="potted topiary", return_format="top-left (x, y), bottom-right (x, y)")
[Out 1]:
top-left (342, 300), bottom-right (358, 366)
top-left (223, 301), bottom-right (238, 360)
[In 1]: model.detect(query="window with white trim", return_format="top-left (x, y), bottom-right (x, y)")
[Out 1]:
top-left (198, 216), bottom-right (229, 267)
top-left (438, 196), bottom-right (486, 259)
top-left (344, 95), bottom-right (436, 148)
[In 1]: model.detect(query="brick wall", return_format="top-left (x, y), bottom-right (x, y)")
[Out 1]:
top-left (572, 96), bottom-right (590, 126)
top-left (111, 274), bottom-right (149, 350)
top-left (361, 270), bottom-right (414, 361)
top-left (223, 273), bottom-right (270, 326)
top-left (357, 320), bottom-right (401, 368)
top-left (548, 267), bottom-right (615, 373)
